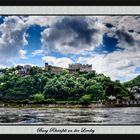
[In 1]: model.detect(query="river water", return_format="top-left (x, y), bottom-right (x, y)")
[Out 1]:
top-left (0, 107), bottom-right (140, 124)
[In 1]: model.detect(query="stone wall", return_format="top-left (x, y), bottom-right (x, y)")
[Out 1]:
top-left (68, 63), bottom-right (92, 73)
top-left (45, 63), bottom-right (63, 75)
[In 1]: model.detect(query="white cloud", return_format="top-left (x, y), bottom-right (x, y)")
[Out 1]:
top-left (42, 56), bottom-right (73, 68)
top-left (25, 16), bottom-right (58, 27)
top-left (32, 49), bottom-right (44, 56)
top-left (19, 49), bottom-right (28, 59)
top-left (0, 16), bottom-right (28, 66)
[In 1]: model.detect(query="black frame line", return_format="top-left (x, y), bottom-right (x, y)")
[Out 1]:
top-left (0, 0), bottom-right (140, 6)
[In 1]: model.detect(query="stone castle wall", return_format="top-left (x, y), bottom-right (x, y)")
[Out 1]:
top-left (68, 63), bottom-right (92, 73)
top-left (45, 63), bottom-right (92, 74)
top-left (45, 63), bottom-right (63, 74)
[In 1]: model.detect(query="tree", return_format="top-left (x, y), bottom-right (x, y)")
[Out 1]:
top-left (79, 95), bottom-right (91, 107)
top-left (33, 93), bottom-right (44, 103)
top-left (83, 71), bottom-right (96, 79)
top-left (29, 66), bottom-right (42, 75)
top-left (62, 69), bottom-right (69, 75)
top-left (46, 98), bottom-right (56, 104)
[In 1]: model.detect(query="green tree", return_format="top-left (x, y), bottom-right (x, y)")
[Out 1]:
top-left (29, 66), bottom-right (42, 75)
top-left (79, 94), bottom-right (91, 107)
top-left (33, 93), bottom-right (44, 103)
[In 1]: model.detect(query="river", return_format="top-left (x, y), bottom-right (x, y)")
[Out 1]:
top-left (0, 107), bottom-right (140, 124)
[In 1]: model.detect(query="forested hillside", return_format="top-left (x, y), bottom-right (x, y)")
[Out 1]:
top-left (0, 66), bottom-right (133, 103)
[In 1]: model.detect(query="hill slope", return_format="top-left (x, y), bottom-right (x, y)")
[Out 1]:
top-left (123, 75), bottom-right (140, 88)
top-left (0, 66), bottom-right (133, 102)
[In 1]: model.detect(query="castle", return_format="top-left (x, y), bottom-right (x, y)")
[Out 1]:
top-left (68, 63), bottom-right (92, 74)
top-left (45, 63), bottom-right (63, 75)
top-left (45, 63), bottom-right (92, 74)
top-left (15, 63), bottom-right (93, 76)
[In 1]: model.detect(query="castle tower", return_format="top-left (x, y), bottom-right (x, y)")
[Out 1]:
top-left (45, 63), bottom-right (49, 70)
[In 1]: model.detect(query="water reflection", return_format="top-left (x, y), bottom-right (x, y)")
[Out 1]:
top-left (0, 107), bottom-right (140, 124)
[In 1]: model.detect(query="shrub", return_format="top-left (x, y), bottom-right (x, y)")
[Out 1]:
top-left (79, 94), bottom-right (92, 107)
top-left (33, 93), bottom-right (44, 103)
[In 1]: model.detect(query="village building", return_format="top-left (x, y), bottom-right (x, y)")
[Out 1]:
top-left (45, 63), bottom-right (64, 75)
top-left (128, 86), bottom-right (140, 93)
top-left (134, 93), bottom-right (140, 102)
top-left (108, 95), bottom-right (116, 100)
top-left (15, 65), bottom-right (32, 76)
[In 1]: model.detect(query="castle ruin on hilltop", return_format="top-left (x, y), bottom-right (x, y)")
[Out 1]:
top-left (45, 63), bottom-right (63, 75)
top-left (15, 63), bottom-right (93, 76)
top-left (68, 63), bottom-right (92, 74)
top-left (45, 62), bottom-right (92, 74)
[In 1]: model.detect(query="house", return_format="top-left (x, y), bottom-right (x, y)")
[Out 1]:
top-left (134, 93), bottom-right (140, 100)
top-left (128, 86), bottom-right (140, 93)
top-left (108, 95), bottom-right (116, 100)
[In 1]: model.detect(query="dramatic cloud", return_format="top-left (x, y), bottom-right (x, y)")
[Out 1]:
top-left (0, 16), bottom-right (59, 67)
top-left (42, 56), bottom-right (73, 68)
top-left (84, 16), bottom-right (140, 81)
top-left (0, 16), bottom-right (28, 67)
top-left (25, 16), bottom-right (57, 27)
top-left (41, 16), bottom-right (104, 54)
top-left (100, 16), bottom-right (140, 48)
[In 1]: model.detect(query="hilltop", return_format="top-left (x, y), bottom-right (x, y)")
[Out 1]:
top-left (123, 75), bottom-right (140, 88)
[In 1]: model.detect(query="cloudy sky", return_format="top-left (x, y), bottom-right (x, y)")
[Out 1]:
top-left (0, 16), bottom-right (140, 82)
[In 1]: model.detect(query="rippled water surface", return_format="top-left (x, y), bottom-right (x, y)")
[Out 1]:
top-left (0, 107), bottom-right (140, 124)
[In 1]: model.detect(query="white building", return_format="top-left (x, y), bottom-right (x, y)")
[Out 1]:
top-left (108, 95), bottom-right (116, 100)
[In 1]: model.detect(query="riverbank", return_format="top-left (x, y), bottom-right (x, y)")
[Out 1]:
top-left (0, 103), bottom-right (140, 108)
